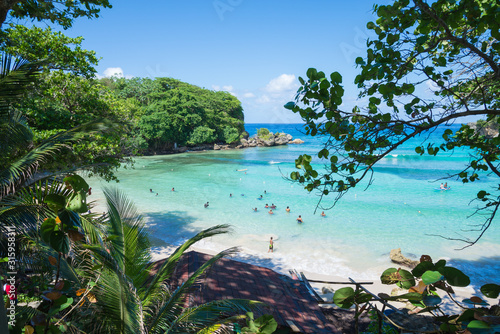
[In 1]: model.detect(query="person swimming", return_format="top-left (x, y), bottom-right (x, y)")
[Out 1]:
top-left (297, 215), bottom-right (303, 223)
top-left (286, 206), bottom-right (290, 213)
top-left (171, 187), bottom-right (175, 192)
top-left (265, 204), bottom-right (269, 208)
top-left (270, 203), bottom-right (276, 209)
top-left (204, 202), bottom-right (209, 208)
top-left (321, 211), bottom-right (326, 217)
top-left (268, 209), bottom-right (274, 215)
top-left (253, 207), bottom-right (258, 212)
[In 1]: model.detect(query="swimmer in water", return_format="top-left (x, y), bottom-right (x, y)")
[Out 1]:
top-left (171, 188), bottom-right (175, 192)
top-left (268, 209), bottom-right (274, 215)
top-left (270, 203), bottom-right (276, 209)
top-left (286, 206), bottom-right (290, 213)
top-left (321, 211), bottom-right (326, 217)
top-left (265, 204), bottom-right (269, 208)
top-left (297, 215), bottom-right (303, 224)
top-left (253, 207), bottom-right (258, 212)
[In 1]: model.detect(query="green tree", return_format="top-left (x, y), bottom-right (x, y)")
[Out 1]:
top-left (14, 71), bottom-right (134, 181)
top-left (0, 0), bottom-right (112, 30)
top-left (0, 25), bottom-right (99, 77)
top-left (189, 126), bottom-right (216, 145)
top-left (285, 0), bottom-right (500, 246)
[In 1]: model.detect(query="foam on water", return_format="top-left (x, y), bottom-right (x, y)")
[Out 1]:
top-left (88, 124), bottom-right (500, 287)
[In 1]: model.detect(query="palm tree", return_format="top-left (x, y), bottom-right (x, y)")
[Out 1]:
top-left (77, 187), bottom-right (263, 334)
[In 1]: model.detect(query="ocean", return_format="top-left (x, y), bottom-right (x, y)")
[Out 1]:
top-left (88, 123), bottom-right (500, 290)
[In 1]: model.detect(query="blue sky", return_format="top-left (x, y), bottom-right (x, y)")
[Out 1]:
top-left (24, 0), bottom-right (389, 123)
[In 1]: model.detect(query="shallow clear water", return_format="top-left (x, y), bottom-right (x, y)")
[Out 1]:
top-left (89, 123), bottom-right (500, 288)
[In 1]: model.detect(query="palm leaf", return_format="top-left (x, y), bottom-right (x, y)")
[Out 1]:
top-left (147, 247), bottom-right (240, 333)
top-left (142, 224), bottom-right (232, 308)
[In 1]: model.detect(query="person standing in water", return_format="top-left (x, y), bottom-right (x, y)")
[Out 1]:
top-left (286, 206), bottom-right (290, 213)
top-left (268, 237), bottom-right (274, 253)
top-left (297, 215), bottom-right (303, 223)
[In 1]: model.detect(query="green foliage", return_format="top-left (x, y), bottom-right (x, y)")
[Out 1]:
top-left (130, 77), bottom-right (245, 150)
top-left (379, 255), bottom-right (500, 333)
top-left (286, 0), bottom-right (500, 246)
top-left (13, 70), bottom-right (132, 181)
top-left (223, 126), bottom-right (240, 144)
top-left (4, 0), bottom-right (112, 30)
top-left (0, 25), bottom-right (99, 77)
top-left (241, 312), bottom-right (278, 334)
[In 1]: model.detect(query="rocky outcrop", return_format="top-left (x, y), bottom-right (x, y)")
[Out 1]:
top-left (289, 138), bottom-right (304, 144)
top-left (390, 248), bottom-right (419, 269)
top-left (468, 121), bottom-right (499, 138)
top-left (239, 132), bottom-right (301, 148)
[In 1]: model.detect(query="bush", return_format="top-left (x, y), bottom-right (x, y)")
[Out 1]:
top-left (223, 126), bottom-right (240, 144)
top-left (188, 126), bottom-right (216, 145)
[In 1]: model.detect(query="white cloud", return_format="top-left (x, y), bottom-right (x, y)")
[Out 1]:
top-left (103, 67), bottom-right (125, 78)
top-left (243, 92), bottom-right (255, 98)
top-left (265, 74), bottom-right (298, 93)
top-left (426, 79), bottom-right (440, 92)
top-left (212, 85), bottom-right (220, 91)
top-left (222, 85), bottom-right (234, 92)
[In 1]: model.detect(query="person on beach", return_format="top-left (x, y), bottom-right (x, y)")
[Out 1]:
top-left (297, 215), bottom-right (303, 223)
top-left (286, 206), bottom-right (290, 213)
top-left (268, 209), bottom-right (274, 215)
top-left (321, 211), bottom-right (326, 217)
top-left (268, 237), bottom-right (274, 253)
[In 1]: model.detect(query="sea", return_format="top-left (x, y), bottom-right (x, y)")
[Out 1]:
top-left (88, 123), bottom-right (500, 290)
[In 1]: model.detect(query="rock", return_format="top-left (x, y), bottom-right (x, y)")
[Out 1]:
top-left (286, 134), bottom-right (293, 140)
top-left (322, 286), bottom-right (335, 295)
top-left (390, 248), bottom-right (419, 269)
top-left (236, 145), bottom-right (243, 149)
top-left (275, 136), bottom-right (289, 145)
top-left (214, 144), bottom-right (221, 150)
top-left (248, 142), bottom-right (257, 147)
top-left (263, 137), bottom-right (275, 146)
top-left (240, 138), bottom-right (248, 146)
top-left (290, 138), bottom-right (304, 144)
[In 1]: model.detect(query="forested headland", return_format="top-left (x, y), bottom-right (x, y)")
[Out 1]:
top-left (15, 69), bottom-right (246, 180)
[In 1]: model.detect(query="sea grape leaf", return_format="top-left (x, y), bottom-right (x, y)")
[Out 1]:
top-left (422, 271), bottom-right (443, 285)
top-left (439, 267), bottom-right (470, 287)
top-left (67, 190), bottom-right (88, 213)
top-left (481, 283), bottom-right (500, 298)
top-left (63, 175), bottom-right (89, 192)
top-left (58, 209), bottom-right (81, 230)
top-left (422, 295), bottom-right (442, 306)
top-left (41, 218), bottom-right (57, 244)
top-left (44, 194), bottom-right (66, 211)
top-left (333, 287), bottom-right (355, 308)
top-left (412, 261), bottom-right (435, 277)
top-left (49, 231), bottom-right (70, 254)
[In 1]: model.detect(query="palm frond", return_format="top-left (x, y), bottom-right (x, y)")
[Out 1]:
top-left (143, 224), bottom-right (232, 307)
top-left (147, 247), bottom-right (239, 333)
top-left (0, 118), bottom-right (113, 198)
top-left (168, 299), bottom-right (265, 334)
top-left (102, 187), bottom-right (151, 287)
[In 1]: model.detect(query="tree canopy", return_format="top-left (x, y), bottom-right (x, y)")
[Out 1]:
top-left (0, 0), bottom-right (111, 30)
top-left (285, 0), bottom-right (500, 246)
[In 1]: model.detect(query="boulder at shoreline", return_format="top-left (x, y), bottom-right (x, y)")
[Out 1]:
top-left (390, 248), bottom-right (419, 269)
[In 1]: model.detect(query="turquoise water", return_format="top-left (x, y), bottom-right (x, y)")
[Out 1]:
top-left (89, 123), bottom-right (499, 288)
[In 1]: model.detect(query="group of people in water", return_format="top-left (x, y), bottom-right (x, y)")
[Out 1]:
top-left (439, 182), bottom-right (450, 190)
